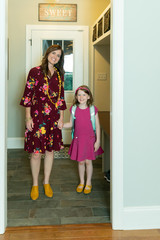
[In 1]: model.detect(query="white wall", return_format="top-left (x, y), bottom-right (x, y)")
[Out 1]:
top-left (122, 0), bottom-right (160, 229)
top-left (111, 0), bottom-right (160, 230)
top-left (124, 0), bottom-right (160, 207)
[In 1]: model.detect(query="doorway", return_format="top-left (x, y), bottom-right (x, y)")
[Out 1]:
top-left (0, 0), bottom-right (125, 234)
top-left (7, 25), bottom-right (110, 226)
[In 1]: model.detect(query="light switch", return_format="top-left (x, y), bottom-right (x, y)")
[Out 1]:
top-left (97, 73), bottom-right (107, 80)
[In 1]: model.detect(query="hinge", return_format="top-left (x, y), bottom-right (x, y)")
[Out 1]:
top-left (29, 39), bottom-right (32, 46)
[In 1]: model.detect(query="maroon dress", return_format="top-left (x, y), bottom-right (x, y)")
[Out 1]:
top-left (20, 66), bottom-right (67, 154)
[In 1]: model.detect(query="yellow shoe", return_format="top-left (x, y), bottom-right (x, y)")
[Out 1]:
top-left (76, 184), bottom-right (84, 193)
top-left (84, 185), bottom-right (92, 194)
top-left (30, 186), bottom-right (39, 200)
top-left (43, 184), bottom-right (53, 198)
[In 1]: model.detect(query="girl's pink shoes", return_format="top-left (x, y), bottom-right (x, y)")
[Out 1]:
top-left (43, 184), bottom-right (53, 198)
top-left (30, 186), bottom-right (39, 200)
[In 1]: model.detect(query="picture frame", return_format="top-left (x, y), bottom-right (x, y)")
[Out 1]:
top-left (92, 24), bottom-right (97, 42)
top-left (98, 18), bottom-right (103, 38)
top-left (38, 4), bottom-right (77, 22)
top-left (104, 9), bottom-right (110, 33)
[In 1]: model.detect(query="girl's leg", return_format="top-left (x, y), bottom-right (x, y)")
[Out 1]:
top-left (76, 161), bottom-right (85, 192)
top-left (85, 160), bottom-right (93, 186)
top-left (30, 153), bottom-right (41, 186)
top-left (43, 150), bottom-right (54, 184)
top-left (78, 161), bottom-right (85, 185)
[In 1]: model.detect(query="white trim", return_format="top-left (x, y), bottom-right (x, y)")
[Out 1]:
top-left (26, 25), bottom-right (89, 80)
top-left (0, 0), bottom-right (7, 234)
top-left (7, 138), bottom-right (24, 149)
top-left (111, 0), bottom-right (124, 229)
top-left (123, 206), bottom-right (160, 230)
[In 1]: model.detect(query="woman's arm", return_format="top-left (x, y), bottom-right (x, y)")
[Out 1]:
top-left (94, 113), bottom-right (101, 152)
top-left (25, 107), bottom-right (34, 131)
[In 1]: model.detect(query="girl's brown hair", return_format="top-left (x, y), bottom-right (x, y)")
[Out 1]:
top-left (73, 85), bottom-right (94, 107)
top-left (40, 44), bottom-right (64, 77)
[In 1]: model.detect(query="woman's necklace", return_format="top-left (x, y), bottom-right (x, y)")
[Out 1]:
top-left (44, 67), bottom-right (62, 108)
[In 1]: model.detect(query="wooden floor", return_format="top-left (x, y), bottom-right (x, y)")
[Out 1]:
top-left (1, 223), bottom-right (160, 240)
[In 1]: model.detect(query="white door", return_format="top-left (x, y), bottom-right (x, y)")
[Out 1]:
top-left (26, 26), bottom-right (89, 144)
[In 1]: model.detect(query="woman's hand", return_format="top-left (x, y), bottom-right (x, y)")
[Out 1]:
top-left (58, 118), bottom-right (63, 130)
top-left (26, 118), bottom-right (34, 131)
top-left (94, 140), bottom-right (100, 152)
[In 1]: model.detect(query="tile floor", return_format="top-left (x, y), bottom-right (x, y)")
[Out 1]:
top-left (7, 148), bottom-right (110, 227)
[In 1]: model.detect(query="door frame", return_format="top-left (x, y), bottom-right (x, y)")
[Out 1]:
top-left (111, 0), bottom-right (124, 229)
top-left (0, 0), bottom-right (125, 234)
top-left (0, 0), bottom-right (8, 234)
top-left (26, 25), bottom-right (89, 83)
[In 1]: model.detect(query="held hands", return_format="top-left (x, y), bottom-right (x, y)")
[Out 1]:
top-left (58, 118), bottom-right (64, 130)
top-left (26, 117), bottom-right (34, 131)
top-left (94, 140), bottom-right (100, 152)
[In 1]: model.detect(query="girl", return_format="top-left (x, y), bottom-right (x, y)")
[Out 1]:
top-left (63, 85), bottom-right (103, 194)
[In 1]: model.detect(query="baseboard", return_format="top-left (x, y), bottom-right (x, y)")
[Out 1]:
top-left (122, 206), bottom-right (160, 230)
top-left (7, 138), bottom-right (24, 149)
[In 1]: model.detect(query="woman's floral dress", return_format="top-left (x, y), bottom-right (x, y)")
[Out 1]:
top-left (20, 66), bottom-right (67, 154)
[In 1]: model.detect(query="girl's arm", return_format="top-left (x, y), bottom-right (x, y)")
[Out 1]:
top-left (63, 115), bottom-right (73, 129)
top-left (94, 113), bottom-right (101, 152)
top-left (25, 107), bottom-right (34, 131)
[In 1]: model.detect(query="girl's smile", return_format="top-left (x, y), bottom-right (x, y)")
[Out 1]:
top-left (77, 90), bottom-right (90, 107)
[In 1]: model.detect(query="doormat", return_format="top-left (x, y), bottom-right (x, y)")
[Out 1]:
top-left (54, 146), bottom-right (69, 159)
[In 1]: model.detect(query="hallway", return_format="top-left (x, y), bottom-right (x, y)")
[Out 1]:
top-left (7, 148), bottom-right (110, 227)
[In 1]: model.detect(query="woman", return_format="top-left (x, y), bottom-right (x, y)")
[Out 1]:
top-left (20, 45), bottom-right (66, 200)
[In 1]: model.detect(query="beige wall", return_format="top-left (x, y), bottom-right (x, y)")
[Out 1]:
top-left (8, 0), bottom-right (110, 139)
top-left (94, 45), bottom-right (110, 111)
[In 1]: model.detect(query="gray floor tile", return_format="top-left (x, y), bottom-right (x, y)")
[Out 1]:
top-left (7, 148), bottom-right (110, 226)
top-left (29, 207), bottom-right (93, 218)
top-left (61, 216), bottom-right (110, 225)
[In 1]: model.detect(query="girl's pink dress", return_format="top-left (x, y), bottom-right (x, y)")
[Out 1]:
top-left (68, 106), bottom-right (104, 162)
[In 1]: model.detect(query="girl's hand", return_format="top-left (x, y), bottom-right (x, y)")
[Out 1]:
top-left (26, 118), bottom-right (34, 131)
top-left (94, 140), bottom-right (100, 152)
top-left (58, 118), bottom-right (63, 129)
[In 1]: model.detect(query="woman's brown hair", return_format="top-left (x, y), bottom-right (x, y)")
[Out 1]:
top-left (73, 85), bottom-right (94, 107)
top-left (40, 44), bottom-right (64, 77)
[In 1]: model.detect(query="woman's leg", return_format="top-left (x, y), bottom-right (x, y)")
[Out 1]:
top-left (43, 150), bottom-right (54, 197)
top-left (43, 150), bottom-right (54, 184)
top-left (78, 161), bottom-right (85, 185)
top-left (30, 153), bottom-right (41, 186)
top-left (30, 153), bottom-right (41, 200)
top-left (85, 160), bottom-right (93, 186)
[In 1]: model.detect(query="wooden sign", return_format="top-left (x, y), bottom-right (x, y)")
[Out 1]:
top-left (39, 4), bottom-right (77, 22)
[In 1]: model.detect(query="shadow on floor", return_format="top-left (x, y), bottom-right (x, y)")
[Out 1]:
top-left (7, 148), bottom-right (110, 227)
